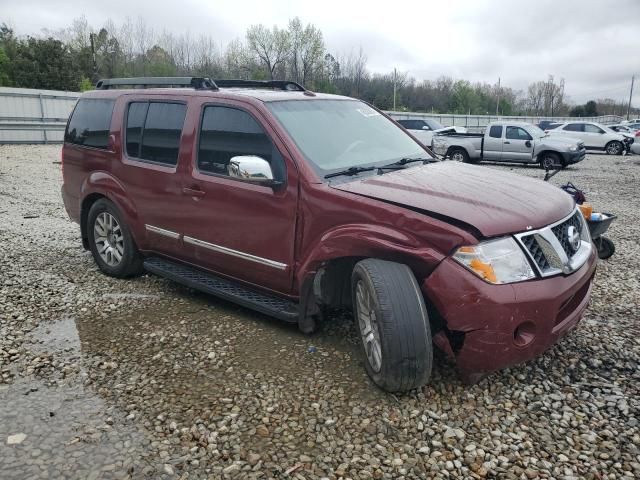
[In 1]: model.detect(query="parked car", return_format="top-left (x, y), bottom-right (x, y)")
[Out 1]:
top-left (608, 124), bottom-right (638, 134)
top-left (61, 77), bottom-right (597, 391)
top-left (395, 118), bottom-right (466, 147)
top-left (431, 121), bottom-right (585, 168)
top-left (537, 120), bottom-right (562, 131)
top-left (547, 121), bottom-right (634, 154)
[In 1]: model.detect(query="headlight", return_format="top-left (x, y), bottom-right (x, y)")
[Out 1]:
top-left (453, 237), bottom-right (535, 284)
top-left (568, 145), bottom-right (578, 152)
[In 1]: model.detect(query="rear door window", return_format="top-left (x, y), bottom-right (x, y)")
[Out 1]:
top-left (65, 98), bottom-right (115, 149)
top-left (584, 124), bottom-right (604, 134)
top-left (489, 125), bottom-right (503, 138)
top-left (125, 101), bottom-right (187, 166)
top-left (563, 123), bottom-right (584, 132)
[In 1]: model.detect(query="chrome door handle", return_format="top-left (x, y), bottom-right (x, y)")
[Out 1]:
top-left (182, 187), bottom-right (205, 197)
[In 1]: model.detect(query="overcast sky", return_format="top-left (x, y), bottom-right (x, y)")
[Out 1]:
top-left (3, 0), bottom-right (638, 105)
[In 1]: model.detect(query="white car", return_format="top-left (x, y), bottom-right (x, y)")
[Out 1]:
top-left (548, 121), bottom-right (634, 155)
top-left (396, 118), bottom-right (467, 147)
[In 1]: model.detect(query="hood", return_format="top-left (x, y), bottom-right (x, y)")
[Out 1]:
top-left (331, 162), bottom-right (575, 237)
top-left (540, 135), bottom-right (582, 149)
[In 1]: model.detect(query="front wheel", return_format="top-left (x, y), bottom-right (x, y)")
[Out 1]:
top-left (605, 141), bottom-right (623, 155)
top-left (351, 259), bottom-right (432, 392)
top-left (539, 152), bottom-right (561, 170)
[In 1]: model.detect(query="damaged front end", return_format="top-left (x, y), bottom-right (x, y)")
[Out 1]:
top-left (422, 250), bottom-right (597, 384)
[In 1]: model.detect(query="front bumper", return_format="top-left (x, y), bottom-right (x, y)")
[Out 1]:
top-left (423, 246), bottom-right (597, 382)
top-left (561, 149), bottom-right (586, 165)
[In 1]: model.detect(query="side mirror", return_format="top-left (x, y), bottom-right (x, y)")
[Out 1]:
top-left (228, 155), bottom-right (279, 186)
top-left (422, 126), bottom-right (431, 130)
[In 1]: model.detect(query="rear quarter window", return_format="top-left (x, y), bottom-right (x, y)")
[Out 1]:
top-left (65, 98), bottom-right (115, 149)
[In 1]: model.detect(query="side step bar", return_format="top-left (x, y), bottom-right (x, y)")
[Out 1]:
top-left (144, 257), bottom-right (299, 322)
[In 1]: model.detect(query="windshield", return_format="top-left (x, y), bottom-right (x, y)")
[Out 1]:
top-left (524, 124), bottom-right (546, 138)
top-left (425, 119), bottom-right (445, 130)
top-left (266, 99), bottom-right (428, 176)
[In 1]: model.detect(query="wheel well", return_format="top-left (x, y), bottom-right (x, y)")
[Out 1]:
top-left (80, 193), bottom-right (107, 250)
top-left (314, 257), bottom-right (362, 309)
top-left (446, 146), bottom-right (466, 158)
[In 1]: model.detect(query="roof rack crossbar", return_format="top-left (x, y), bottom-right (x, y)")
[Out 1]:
top-left (95, 77), bottom-right (218, 90)
top-left (213, 79), bottom-right (306, 91)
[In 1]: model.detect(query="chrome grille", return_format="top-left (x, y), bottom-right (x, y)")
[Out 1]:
top-left (521, 235), bottom-right (550, 271)
top-left (551, 211), bottom-right (584, 257)
top-left (514, 208), bottom-right (592, 278)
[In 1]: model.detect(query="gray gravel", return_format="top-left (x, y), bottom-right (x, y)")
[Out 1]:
top-left (1, 145), bottom-right (639, 479)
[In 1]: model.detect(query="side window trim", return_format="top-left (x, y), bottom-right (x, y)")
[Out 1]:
top-left (123, 99), bottom-right (186, 168)
top-left (195, 102), bottom-right (287, 187)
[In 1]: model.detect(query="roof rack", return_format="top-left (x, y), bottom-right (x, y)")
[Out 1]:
top-left (95, 77), bottom-right (217, 90)
top-left (214, 79), bottom-right (306, 92)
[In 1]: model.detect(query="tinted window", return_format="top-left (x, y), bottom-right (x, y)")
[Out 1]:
top-left (139, 103), bottom-right (186, 165)
top-left (65, 98), bottom-right (115, 149)
top-left (125, 102), bottom-right (148, 157)
top-left (489, 126), bottom-right (503, 138)
top-left (198, 106), bottom-right (284, 180)
top-left (505, 126), bottom-right (532, 140)
top-left (584, 124), bottom-right (604, 134)
top-left (424, 119), bottom-right (445, 130)
top-left (563, 123), bottom-right (584, 132)
top-left (398, 120), bottom-right (424, 130)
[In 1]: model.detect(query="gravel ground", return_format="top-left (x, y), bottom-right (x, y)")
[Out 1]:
top-left (0, 145), bottom-right (638, 480)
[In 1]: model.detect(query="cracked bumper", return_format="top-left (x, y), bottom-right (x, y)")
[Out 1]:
top-left (422, 247), bottom-right (597, 382)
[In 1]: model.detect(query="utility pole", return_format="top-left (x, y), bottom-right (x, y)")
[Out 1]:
top-left (627, 75), bottom-right (635, 120)
top-left (495, 77), bottom-right (500, 116)
top-left (393, 68), bottom-right (397, 111)
top-left (551, 94), bottom-right (555, 117)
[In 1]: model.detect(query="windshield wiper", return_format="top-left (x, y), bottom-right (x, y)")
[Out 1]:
top-left (324, 166), bottom-right (376, 179)
top-left (380, 156), bottom-right (438, 168)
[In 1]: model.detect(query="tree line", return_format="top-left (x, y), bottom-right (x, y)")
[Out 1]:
top-left (0, 17), bottom-right (636, 117)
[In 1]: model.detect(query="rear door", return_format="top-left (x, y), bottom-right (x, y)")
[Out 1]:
top-left (112, 97), bottom-right (188, 257)
top-left (502, 126), bottom-right (534, 162)
top-left (482, 125), bottom-right (503, 161)
top-left (178, 100), bottom-right (298, 294)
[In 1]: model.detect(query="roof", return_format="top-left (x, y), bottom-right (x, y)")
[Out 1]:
top-left (82, 86), bottom-right (351, 103)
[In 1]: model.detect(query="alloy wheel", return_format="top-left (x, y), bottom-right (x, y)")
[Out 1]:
top-left (355, 280), bottom-right (383, 373)
top-left (94, 212), bottom-right (124, 267)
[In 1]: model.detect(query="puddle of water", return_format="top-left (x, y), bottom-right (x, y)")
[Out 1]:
top-left (1, 318), bottom-right (149, 479)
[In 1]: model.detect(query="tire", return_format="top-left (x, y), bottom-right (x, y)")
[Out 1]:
top-left (87, 199), bottom-right (144, 278)
top-left (449, 148), bottom-right (471, 163)
top-left (539, 151), bottom-right (561, 170)
top-left (605, 141), bottom-right (623, 155)
top-left (595, 236), bottom-right (615, 260)
top-left (351, 259), bottom-right (432, 392)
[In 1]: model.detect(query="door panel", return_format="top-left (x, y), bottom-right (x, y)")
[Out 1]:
top-left (112, 97), bottom-right (188, 258)
top-left (483, 126), bottom-right (503, 161)
top-left (179, 102), bottom-right (298, 294)
top-left (502, 126), bottom-right (534, 162)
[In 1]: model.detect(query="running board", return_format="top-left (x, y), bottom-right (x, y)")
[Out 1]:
top-left (143, 257), bottom-right (299, 322)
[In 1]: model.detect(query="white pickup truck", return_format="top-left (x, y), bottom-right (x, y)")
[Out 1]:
top-left (432, 121), bottom-right (586, 168)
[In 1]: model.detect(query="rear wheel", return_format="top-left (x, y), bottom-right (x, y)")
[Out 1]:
top-left (605, 141), bottom-right (623, 155)
top-left (449, 148), bottom-right (471, 163)
top-left (351, 259), bottom-right (432, 392)
top-left (87, 199), bottom-right (144, 278)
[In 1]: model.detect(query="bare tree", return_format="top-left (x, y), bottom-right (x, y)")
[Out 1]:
top-left (246, 24), bottom-right (290, 80)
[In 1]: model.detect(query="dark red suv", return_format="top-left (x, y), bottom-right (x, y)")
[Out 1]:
top-left (61, 77), bottom-right (597, 391)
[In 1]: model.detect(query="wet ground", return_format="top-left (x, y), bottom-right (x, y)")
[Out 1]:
top-left (1, 145), bottom-right (639, 479)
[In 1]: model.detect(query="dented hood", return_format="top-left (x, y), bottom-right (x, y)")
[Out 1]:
top-left (331, 162), bottom-right (575, 237)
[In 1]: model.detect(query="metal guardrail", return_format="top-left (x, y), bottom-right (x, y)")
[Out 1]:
top-left (0, 87), bottom-right (79, 144)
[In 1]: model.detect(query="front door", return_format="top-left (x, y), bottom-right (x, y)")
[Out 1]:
top-left (502, 126), bottom-right (534, 162)
top-left (179, 102), bottom-right (298, 294)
